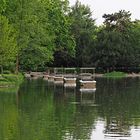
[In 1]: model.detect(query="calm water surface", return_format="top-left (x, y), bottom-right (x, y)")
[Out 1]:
top-left (0, 78), bottom-right (140, 140)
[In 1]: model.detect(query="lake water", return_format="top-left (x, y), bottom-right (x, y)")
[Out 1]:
top-left (0, 78), bottom-right (140, 140)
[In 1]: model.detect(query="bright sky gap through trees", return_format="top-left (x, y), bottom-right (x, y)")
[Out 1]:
top-left (69, 0), bottom-right (140, 25)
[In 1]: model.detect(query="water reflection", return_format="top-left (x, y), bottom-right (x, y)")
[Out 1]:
top-left (96, 78), bottom-right (140, 139)
top-left (0, 78), bottom-right (140, 140)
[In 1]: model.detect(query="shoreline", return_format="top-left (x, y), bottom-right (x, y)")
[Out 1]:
top-left (0, 73), bottom-right (24, 88)
top-left (24, 72), bottom-right (140, 79)
top-left (95, 73), bottom-right (140, 78)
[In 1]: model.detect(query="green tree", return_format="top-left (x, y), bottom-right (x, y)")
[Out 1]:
top-left (3, 0), bottom-right (75, 70)
top-left (48, 0), bottom-right (76, 67)
top-left (103, 10), bottom-right (132, 32)
top-left (3, 0), bottom-right (31, 72)
top-left (0, 15), bottom-right (17, 74)
top-left (3, 0), bottom-right (55, 71)
top-left (69, 0), bottom-right (97, 67)
top-left (0, 0), bottom-right (7, 13)
top-left (94, 10), bottom-right (139, 71)
top-left (19, 0), bottom-right (55, 71)
top-left (127, 20), bottom-right (140, 67)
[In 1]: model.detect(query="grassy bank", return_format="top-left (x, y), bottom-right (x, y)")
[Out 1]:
top-left (103, 71), bottom-right (127, 78)
top-left (0, 73), bottom-right (24, 88)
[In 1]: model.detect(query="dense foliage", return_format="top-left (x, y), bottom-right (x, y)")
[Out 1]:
top-left (0, 0), bottom-right (140, 72)
top-left (93, 10), bottom-right (140, 71)
top-left (0, 15), bottom-right (17, 73)
top-left (69, 1), bottom-right (97, 67)
top-left (0, 73), bottom-right (24, 87)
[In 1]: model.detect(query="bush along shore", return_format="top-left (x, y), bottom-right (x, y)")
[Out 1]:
top-left (103, 71), bottom-right (127, 78)
top-left (0, 73), bottom-right (24, 88)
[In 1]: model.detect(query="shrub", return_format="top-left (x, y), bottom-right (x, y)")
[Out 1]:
top-left (103, 71), bottom-right (127, 78)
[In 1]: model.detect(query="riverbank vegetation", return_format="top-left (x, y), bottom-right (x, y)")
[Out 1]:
top-left (103, 71), bottom-right (127, 78)
top-left (0, 0), bottom-right (140, 73)
top-left (0, 73), bottom-right (24, 88)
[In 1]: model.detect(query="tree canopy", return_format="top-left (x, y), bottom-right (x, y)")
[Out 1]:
top-left (69, 0), bottom-right (97, 67)
top-left (0, 15), bottom-right (17, 73)
top-left (0, 1), bottom-right (140, 72)
top-left (93, 10), bottom-right (140, 71)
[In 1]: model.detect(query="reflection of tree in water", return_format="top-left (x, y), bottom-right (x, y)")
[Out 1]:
top-left (17, 80), bottom-right (98, 140)
top-left (53, 86), bottom-right (98, 140)
top-left (0, 91), bottom-right (19, 140)
top-left (0, 79), bottom-right (98, 140)
top-left (104, 117), bottom-right (131, 137)
top-left (95, 78), bottom-right (140, 138)
top-left (6, 78), bottom-right (140, 140)
top-left (79, 92), bottom-right (96, 105)
top-left (67, 105), bottom-right (97, 140)
top-left (68, 91), bottom-right (97, 140)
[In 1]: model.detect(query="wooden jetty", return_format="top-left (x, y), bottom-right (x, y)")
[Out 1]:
top-left (64, 68), bottom-right (77, 87)
top-left (43, 70), bottom-right (49, 80)
top-left (79, 68), bottom-right (96, 92)
top-left (54, 68), bottom-right (64, 84)
top-left (80, 80), bottom-right (96, 92)
top-left (30, 72), bottom-right (43, 79)
top-left (64, 78), bottom-right (76, 87)
top-left (24, 73), bottom-right (31, 78)
top-left (47, 68), bottom-right (55, 82)
top-left (80, 91), bottom-right (96, 105)
top-left (43, 74), bottom-right (49, 80)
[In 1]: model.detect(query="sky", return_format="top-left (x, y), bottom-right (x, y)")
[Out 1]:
top-left (69, 0), bottom-right (140, 25)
